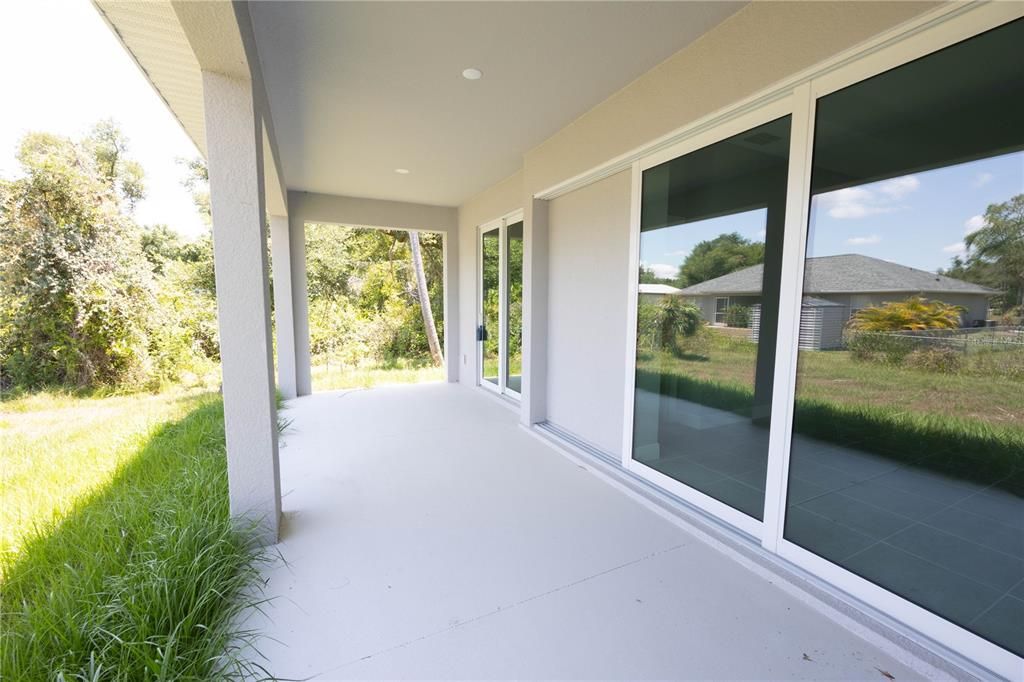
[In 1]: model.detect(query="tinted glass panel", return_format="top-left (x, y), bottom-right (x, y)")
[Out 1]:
top-left (784, 19), bottom-right (1024, 657)
top-left (633, 116), bottom-right (791, 520)
top-left (481, 227), bottom-right (500, 386)
top-left (505, 221), bottom-right (524, 394)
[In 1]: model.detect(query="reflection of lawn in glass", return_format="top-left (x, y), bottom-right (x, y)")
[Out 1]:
top-left (638, 328), bottom-right (1024, 488)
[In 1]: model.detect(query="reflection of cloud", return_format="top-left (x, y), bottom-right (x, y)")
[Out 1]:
top-left (964, 214), bottom-right (987, 234)
top-left (943, 242), bottom-right (967, 256)
top-left (847, 234), bottom-right (881, 245)
top-left (817, 174), bottom-right (920, 219)
top-left (878, 175), bottom-right (920, 199)
top-left (644, 262), bottom-right (678, 279)
top-left (973, 172), bottom-right (994, 187)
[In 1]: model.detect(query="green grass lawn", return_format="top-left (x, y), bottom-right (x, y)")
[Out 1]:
top-left (638, 329), bottom-right (1024, 489)
top-left (311, 357), bottom-right (445, 391)
top-left (0, 390), bottom-right (271, 680)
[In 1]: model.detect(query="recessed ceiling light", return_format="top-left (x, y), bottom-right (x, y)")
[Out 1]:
top-left (462, 68), bottom-right (482, 81)
top-left (394, 168), bottom-right (410, 174)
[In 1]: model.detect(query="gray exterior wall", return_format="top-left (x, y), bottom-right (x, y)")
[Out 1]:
top-left (457, 1), bottom-right (942, 454)
top-left (545, 171), bottom-right (631, 455)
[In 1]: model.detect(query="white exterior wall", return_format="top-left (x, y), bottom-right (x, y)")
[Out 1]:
top-left (545, 171), bottom-right (632, 455)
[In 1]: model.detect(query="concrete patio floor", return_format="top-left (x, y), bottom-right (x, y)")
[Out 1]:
top-left (247, 382), bottom-right (946, 680)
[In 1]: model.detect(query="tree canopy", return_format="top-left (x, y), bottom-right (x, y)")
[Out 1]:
top-left (0, 125), bottom-right (219, 390)
top-left (677, 232), bottom-right (764, 288)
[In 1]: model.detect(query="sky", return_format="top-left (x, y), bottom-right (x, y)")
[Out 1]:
top-left (641, 150), bottom-right (1024, 281)
top-left (0, 0), bottom-right (205, 239)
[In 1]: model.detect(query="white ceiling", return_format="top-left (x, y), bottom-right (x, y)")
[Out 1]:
top-left (250, 1), bottom-right (746, 207)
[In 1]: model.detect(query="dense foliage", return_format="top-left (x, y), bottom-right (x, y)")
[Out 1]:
top-left (305, 223), bottom-right (444, 370)
top-left (0, 124), bottom-right (218, 391)
top-left (941, 193), bottom-right (1024, 317)
top-left (677, 232), bottom-right (764, 287)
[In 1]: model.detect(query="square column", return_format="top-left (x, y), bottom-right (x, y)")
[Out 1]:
top-left (202, 70), bottom-right (281, 544)
top-left (521, 197), bottom-right (549, 425)
top-left (270, 215), bottom-right (297, 398)
top-left (288, 213), bottom-right (312, 396)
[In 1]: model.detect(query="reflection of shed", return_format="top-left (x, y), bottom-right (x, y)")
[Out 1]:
top-left (751, 297), bottom-right (847, 350)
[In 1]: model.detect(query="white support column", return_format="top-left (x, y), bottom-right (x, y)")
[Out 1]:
top-left (442, 230), bottom-right (459, 383)
top-left (289, 213), bottom-right (312, 396)
top-left (270, 215), bottom-right (297, 399)
top-left (521, 197), bottom-right (549, 425)
top-left (202, 71), bottom-right (281, 544)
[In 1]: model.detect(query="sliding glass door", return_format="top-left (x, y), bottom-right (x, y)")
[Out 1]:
top-left (478, 213), bottom-right (524, 398)
top-left (623, 11), bottom-right (1022, 674)
top-left (631, 110), bottom-right (791, 532)
top-left (782, 17), bottom-right (1024, 661)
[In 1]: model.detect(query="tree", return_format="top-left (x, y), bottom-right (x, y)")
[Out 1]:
top-left (409, 231), bottom-right (443, 366)
top-left (677, 232), bottom-right (764, 287)
top-left (964, 194), bottom-right (1024, 311)
top-left (87, 119), bottom-right (145, 210)
top-left (0, 130), bottom-right (155, 388)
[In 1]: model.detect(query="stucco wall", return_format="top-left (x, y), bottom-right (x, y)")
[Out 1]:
top-left (545, 170), bottom-right (632, 454)
top-left (522, 1), bottom-right (939, 195)
top-left (455, 1), bottom-right (944, 447)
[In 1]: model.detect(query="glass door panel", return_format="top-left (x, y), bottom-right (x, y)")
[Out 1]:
top-left (784, 18), bottom-right (1024, 658)
top-left (504, 221), bottom-right (524, 395)
top-left (632, 115), bottom-right (792, 521)
top-left (480, 226), bottom-right (501, 390)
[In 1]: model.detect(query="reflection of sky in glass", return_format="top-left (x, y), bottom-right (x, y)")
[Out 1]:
top-left (640, 151), bottom-right (1023, 280)
top-left (640, 209), bottom-right (767, 281)
top-left (808, 151), bottom-right (1022, 271)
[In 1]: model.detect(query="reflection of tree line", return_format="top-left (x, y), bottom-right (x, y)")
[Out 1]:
top-left (481, 234), bottom-right (524, 361)
top-left (640, 194), bottom-right (1024, 323)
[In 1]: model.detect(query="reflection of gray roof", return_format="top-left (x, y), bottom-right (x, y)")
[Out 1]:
top-left (639, 283), bottom-right (683, 295)
top-left (802, 296), bottom-right (844, 307)
top-left (679, 254), bottom-right (999, 296)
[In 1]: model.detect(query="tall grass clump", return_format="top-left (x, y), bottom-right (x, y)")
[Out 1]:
top-left (0, 395), bottom-right (273, 681)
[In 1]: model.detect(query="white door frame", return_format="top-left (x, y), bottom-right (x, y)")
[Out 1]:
top-left (477, 210), bottom-right (524, 399)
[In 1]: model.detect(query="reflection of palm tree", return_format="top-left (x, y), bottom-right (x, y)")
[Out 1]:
top-left (966, 194), bottom-right (1024, 309)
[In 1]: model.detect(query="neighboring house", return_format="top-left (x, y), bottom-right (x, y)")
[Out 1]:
top-left (680, 254), bottom-right (998, 332)
top-left (90, 2), bottom-right (1023, 678)
top-left (638, 282), bottom-right (684, 303)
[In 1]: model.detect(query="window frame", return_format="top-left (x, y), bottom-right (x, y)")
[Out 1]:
top-left (620, 5), bottom-right (1024, 677)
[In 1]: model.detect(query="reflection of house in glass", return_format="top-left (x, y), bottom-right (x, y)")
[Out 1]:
top-left (680, 253), bottom-right (998, 347)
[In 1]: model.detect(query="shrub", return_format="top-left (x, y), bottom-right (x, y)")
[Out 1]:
top-left (845, 331), bottom-right (917, 364)
top-left (904, 347), bottom-right (963, 374)
top-left (848, 296), bottom-right (964, 331)
top-left (724, 304), bottom-right (751, 328)
top-left (657, 299), bottom-right (702, 357)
